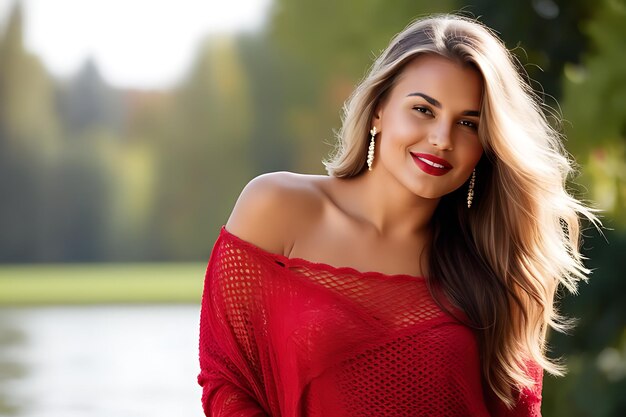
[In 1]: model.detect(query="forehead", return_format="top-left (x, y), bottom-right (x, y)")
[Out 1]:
top-left (391, 54), bottom-right (483, 107)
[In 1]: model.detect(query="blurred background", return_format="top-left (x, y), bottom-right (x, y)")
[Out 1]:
top-left (0, 0), bottom-right (624, 415)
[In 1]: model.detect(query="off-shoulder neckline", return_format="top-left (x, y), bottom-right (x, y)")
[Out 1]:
top-left (219, 226), bottom-right (426, 281)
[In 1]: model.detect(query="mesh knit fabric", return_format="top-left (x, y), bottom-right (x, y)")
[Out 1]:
top-left (198, 227), bottom-right (542, 417)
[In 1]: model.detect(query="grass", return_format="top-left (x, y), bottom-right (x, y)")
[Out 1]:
top-left (0, 262), bottom-right (207, 305)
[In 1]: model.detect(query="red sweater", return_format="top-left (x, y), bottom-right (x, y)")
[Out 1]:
top-left (198, 227), bottom-right (542, 416)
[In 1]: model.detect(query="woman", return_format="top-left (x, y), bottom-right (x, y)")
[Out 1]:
top-left (198, 14), bottom-right (598, 416)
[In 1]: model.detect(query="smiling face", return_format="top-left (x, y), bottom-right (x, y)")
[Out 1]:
top-left (372, 53), bottom-right (484, 200)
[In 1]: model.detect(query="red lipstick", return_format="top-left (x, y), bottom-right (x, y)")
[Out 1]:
top-left (411, 152), bottom-right (453, 176)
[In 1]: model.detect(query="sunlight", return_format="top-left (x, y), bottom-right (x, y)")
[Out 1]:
top-left (2, 0), bottom-right (272, 89)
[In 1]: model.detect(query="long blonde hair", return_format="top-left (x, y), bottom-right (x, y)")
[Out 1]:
top-left (325, 14), bottom-right (599, 407)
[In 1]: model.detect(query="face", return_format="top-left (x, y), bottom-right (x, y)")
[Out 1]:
top-left (372, 54), bottom-right (484, 200)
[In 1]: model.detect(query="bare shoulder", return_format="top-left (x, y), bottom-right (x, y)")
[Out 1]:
top-left (225, 171), bottom-right (329, 255)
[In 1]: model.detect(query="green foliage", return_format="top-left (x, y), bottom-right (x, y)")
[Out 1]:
top-left (150, 38), bottom-right (255, 259)
top-left (270, 0), bottom-right (456, 77)
top-left (542, 228), bottom-right (626, 417)
top-left (0, 4), bottom-right (62, 261)
top-left (463, 0), bottom-right (594, 100)
top-left (560, 0), bottom-right (626, 224)
top-left (0, 6), bottom-right (61, 150)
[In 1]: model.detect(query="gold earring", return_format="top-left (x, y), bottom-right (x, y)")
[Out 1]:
top-left (367, 127), bottom-right (378, 171)
top-left (467, 169), bottom-right (476, 208)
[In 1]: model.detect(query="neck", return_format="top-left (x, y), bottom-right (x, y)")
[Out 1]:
top-left (342, 168), bottom-right (439, 238)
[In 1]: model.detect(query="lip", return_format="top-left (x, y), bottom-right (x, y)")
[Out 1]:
top-left (410, 152), bottom-right (453, 176)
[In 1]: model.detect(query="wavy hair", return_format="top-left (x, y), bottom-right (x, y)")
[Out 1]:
top-left (324, 14), bottom-right (599, 407)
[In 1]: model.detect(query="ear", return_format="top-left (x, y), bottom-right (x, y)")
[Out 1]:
top-left (371, 104), bottom-right (383, 132)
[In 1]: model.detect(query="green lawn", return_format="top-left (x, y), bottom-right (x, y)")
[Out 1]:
top-left (0, 262), bottom-right (207, 305)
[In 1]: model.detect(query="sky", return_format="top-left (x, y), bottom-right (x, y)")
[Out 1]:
top-left (0, 0), bottom-right (273, 90)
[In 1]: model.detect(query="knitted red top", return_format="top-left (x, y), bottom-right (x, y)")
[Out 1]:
top-left (198, 227), bottom-right (543, 416)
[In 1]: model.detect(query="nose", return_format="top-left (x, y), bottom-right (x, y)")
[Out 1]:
top-left (428, 121), bottom-right (453, 150)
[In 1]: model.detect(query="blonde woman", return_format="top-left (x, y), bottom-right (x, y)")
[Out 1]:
top-left (198, 14), bottom-right (597, 416)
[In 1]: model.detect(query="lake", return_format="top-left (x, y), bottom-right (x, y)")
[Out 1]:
top-left (0, 305), bottom-right (205, 417)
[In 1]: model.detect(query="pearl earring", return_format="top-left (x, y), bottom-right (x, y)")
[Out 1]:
top-left (367, 127), bottom-right (378, 171)
top-left (467, 169), bottom-right (476, 208)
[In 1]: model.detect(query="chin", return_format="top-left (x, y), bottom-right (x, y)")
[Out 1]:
top-left (410, 188), bottom-right (447, 200)
top-left (406, 181), bottom-right (455, 200)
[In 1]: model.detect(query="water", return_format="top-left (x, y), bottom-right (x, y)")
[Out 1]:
top-left (0, 305), bottom-right (205, 417)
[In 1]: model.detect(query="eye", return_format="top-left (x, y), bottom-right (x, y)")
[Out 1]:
top-left (459, 119), bottom-right (478, 130)
top-left (412, 106), bottom-right (433, 116)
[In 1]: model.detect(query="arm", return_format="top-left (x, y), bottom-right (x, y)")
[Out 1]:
top-left (199, 172), bottom-right (319, 416)
top-left (198, 327), bottom-right (268, 416)
top-left (198, 241), bottom-right (269, 417)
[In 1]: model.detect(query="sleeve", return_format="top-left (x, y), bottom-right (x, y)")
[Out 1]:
top-left (489, 362), bottom-right (543, 417)
top-left (197, 238), bottom-right (269, 417)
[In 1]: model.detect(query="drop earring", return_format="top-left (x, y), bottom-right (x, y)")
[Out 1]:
top-left (367, 127), bottom-right (378, 171)
top-left (467, 169), bottom-right (476, 208)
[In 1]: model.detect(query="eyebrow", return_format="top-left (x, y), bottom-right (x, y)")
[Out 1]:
top-left (407, 92), bottom-right (480, 117)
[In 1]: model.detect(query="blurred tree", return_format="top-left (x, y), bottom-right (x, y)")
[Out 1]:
top-left (41, 134), bottom-right (112, 261)
top-left (237, 34), bottom-right (295, 174)
top-left (0, 4), bottom-right (61, 261)
top-left (0, 3), bottom-right (131, 261)
top-left (542, 229), bottom-right (626, 417)
top-left (0, 4), bottom-right (61, 154)
top-left (559, 0), bottom-right (626, 224)
top-left (270, 0), bottom-right (456, 79)
top-left (464, 0), bottom-right (593, 101)
top-left (56, 58), bottom-right (125, 137)
top-left (100, 90), bottom-right (169, 261)
top-left (151, 37), bottom-right (254, 259)
top-left (45, 61), bottom-right (125, 261)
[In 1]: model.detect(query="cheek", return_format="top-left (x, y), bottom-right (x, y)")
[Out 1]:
top-left (471, 146), bottom-right (484, 165)
top-left (382, 109), bottom-right (421, 138)
top-left (460, 140), bottom-right (484, 166)
top-left (383, 125), bottom-right (422, 153)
